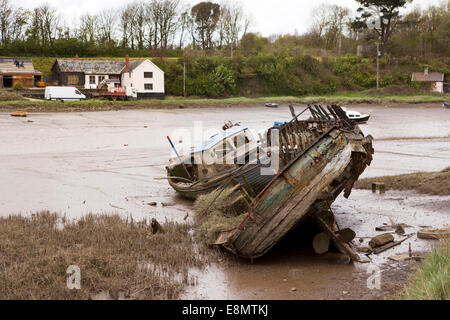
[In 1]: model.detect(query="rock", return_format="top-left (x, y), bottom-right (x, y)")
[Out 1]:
top-left (147, 202), bottom-right (157, 207)
top-left (291, 288), bottom-right (297, 292)
top-left (369, 233), bottom-right (394, 248)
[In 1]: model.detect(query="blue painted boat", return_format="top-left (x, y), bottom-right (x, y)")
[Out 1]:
top-left (443, 102), bottom-right (450, 108)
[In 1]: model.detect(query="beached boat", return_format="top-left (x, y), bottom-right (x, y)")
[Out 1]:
top-left (265, 103), bottom-right (279, 108)
top-left (210, 105), bottom-right (374, 261)
top-left (443, 102), bottom-right (450, 108)
top-left (166, 125), bottom-right (274, 200)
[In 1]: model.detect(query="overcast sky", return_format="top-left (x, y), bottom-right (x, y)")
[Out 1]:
top-left (18, 0), bottom-right (441, 36)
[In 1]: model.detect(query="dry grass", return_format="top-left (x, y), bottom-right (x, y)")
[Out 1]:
top-left (354, 167), bottom-right (450, 196)
top-left (400, 241), bottom-right (449, 300)
top-left (193, 187), bottom-right (248, 245)
top-left (0, 89), bottom-right (25, 101)
top-left (0, 212), bottom-right (204, 300)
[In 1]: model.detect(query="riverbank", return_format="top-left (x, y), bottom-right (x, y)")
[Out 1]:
top-left (354, 167), bottom-right (450, 196)
top-left (0, 93), bottom-right (446, 112)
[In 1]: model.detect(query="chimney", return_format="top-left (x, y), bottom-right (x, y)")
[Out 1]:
top-left (125, 54), bottom-right (130, 73)
top-left (424, 67), bottom-right (429, 75)
top-left (75, 53), bottom-right (79, 60)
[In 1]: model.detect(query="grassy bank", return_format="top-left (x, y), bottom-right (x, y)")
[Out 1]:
top-left (0, 92), bottom-right (446, 113)
top-left (399, 241), bottom-right (449, 300)
top-left (0, 212), bottom-right (203, 300)
top-left (355, 167), bottom-right (450, 196)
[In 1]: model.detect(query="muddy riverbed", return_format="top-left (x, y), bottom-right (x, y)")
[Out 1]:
top-left (1, 103), bottom-right (449, 299)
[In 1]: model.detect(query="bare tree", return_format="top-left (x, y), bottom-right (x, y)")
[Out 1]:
top-left (0, 0), bottom-right (13, 45)
top-left (79, 14), bottom-right (98, 43)
top-left (218, 0), bottom-right (250, 54)
top-left (97, 9), bottom-right (117, 45)
top-left (308, 4), bottom-right (330, 48)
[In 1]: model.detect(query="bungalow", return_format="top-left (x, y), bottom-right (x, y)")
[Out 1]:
top-left (51, 56), bottom-right (165, 99)
top-left (0, 58), bottom-right (43, 88)
top-left (411, 68), bottom-right (445, 93)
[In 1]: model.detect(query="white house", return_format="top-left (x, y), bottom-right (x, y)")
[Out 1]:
top-left (51, 56), bottom-right (165, 99)
top-left (121, 57), bottom-right (165, 99)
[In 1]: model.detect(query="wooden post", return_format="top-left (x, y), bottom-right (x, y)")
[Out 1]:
top-left (376, 42), bottom-right (380, 90)
top-left (183, 61), bottom-right (186, 98)
top-left (372, 183), bottom-right (377, 193)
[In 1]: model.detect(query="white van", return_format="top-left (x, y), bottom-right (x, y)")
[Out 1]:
top-left (45, 87), bottom-right (86, 101)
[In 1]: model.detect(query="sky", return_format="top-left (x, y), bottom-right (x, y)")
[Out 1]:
top-left (18, 0), bottom-right (441, 36)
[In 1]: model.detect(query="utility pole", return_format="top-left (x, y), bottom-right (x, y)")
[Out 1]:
top-left (183, 61), bottom-right (186, 98)
top-left (376, 42), bottom-right (380, 90)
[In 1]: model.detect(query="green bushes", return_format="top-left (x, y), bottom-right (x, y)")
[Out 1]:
top-left (13, 81), bottom-right (23, 91)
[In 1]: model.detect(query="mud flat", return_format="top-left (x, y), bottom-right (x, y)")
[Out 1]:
top-left (0, 103), bottom-right (449, 299)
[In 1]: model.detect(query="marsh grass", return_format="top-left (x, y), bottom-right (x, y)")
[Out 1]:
top-left (193, 187), bottom-right (248, 245)
top-left (400, 241), bottom-right (449, 300)
top-left (354, 167), bottom-right (450, 196)
top-left (0, 212), bottom-right (204, 300)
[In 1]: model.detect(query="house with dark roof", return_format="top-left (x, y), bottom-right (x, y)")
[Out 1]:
top-left (0, 58), bottom-right (43, 88)
top-left (51, 56), bottom-right (165, 99)
top-left (411, 68), bottom-right (445, 93)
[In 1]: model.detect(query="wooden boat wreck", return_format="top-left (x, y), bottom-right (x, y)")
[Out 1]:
top-left (167, 105), bottom-right (374, 261)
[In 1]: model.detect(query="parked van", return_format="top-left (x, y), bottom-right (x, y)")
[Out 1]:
top-left (44, 87), bottom-right (86, 101)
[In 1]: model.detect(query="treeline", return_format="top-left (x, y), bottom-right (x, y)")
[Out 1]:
top-left (0, 0), bottom-right (249, 57)
top-left (0, 0), bottom-right (448, 59)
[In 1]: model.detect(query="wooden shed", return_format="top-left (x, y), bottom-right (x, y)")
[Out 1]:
top-left (0, 58), bottom-right (43, 88)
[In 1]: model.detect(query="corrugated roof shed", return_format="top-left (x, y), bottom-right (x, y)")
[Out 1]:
top-left (0, 58), bottom-right (42, 74)
top-left (412, 72), bottom-right (444, 82)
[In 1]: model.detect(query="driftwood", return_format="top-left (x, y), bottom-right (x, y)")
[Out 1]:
top-left (369, 233), bottom-right (394, 248)
top-left (417, 228), bottom-right (450, 240)
top-left (373, 235), bottom-right (413, 254)
top-left (151, 218), bottom-right (166, 235)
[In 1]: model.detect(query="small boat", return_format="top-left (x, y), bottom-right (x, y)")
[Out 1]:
top-left (265, 103), bottom-right (279, 108)
top-left (10, 111), bottom-right (27, 117)
top-left (166, 125), bottom-right (273, 200)
top-left (443, 102), bottom-right (450, 108)
top-left (341, 107), bottom-right (370, 123)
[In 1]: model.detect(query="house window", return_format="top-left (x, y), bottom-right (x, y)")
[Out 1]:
top-left (89, 76), bottom-right (96, 84)
top-left (67, 75), bottom-right (79, 85)
top-left (99, 76), bottom-right (105, 83)
top-left (144, 72), bottom-right (153, 79)
top-left (144, 83), bottom-right (153, 90)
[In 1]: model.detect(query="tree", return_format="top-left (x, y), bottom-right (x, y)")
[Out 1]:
top-left (191, 2), bottom-right (221, 50)
top-left (78, 14), bottom-right (97, 43)
top-left (351, 0), bottom-right (412, 56)
top-left (97, 9), bottom-right (117, 46)
top-left (217, 0), bottom-right (250, 54)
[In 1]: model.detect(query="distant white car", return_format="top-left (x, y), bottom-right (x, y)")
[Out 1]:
top-left (45, 86), bottom-right (86, 101)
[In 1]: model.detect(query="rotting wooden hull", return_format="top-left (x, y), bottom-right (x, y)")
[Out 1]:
top-left (215, 106), bottom-right (374, 260)
top-left (168, 161), bottom-right (275, 200)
